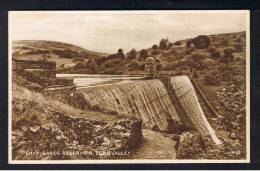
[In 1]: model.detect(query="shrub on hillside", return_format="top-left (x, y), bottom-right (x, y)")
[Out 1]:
top-left (128, 60), bottom-right (144, 71)
top-left (176, 132), bottom-right (205, 159)
top-left (104, 59), bottom-right (123, 68)
top-left (191, 35), bottom-right (211, 49)
top-left (232, 75), bottom-right (246, 86)
top-left (211, 50), bottom-right (221, 59)
top-left (139, 49), bottom-right (148, 60)
top-left (168, 42), bottom-right (173, 48)
top-left (234, 37), bottom-right (242, 43)
top-left (165, 59), bottom-right (186, 71)
top-left (117, 48), bottom-right (125, 60)
top-left (151, 50), bottom-right (159, 55)
top-left (128, 60), bottom-right (138, 69)
top-left (184, 48), bottom-right (194, 55)
top-left (173, 41), bottom-right (181, 46)
top-left (220, 48), bottom-right (235, 63)
top-left (222, 70), bottom-right (234, 82)
top-left (234, 44), bottom-right (243, 52)
top-left (86, 60), bottom-right (98, 72)
top-left (186, 53), bottom-right (208, 70)
top-left (159, 39), bottom-right (168, 49)
top-left (127, 48), bottom-right (137, 60)
top-left (220, 39), bottom-right (229, 46)
top-left (152, 44), bottom-right (158, 50)
top-left (186, 40), bottom-right (192, 48)
top-left (207, 47), bottom-right (216, 54)
top-left (204, 72), bottom-right (221, 86)
top-left (223, 48), bottom-right (234, 55)
top-left (170, 49), bottom-right (178, 55)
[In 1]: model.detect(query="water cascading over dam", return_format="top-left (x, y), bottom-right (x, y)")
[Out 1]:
top-left (77, 76), bottom-right (221, 145)
top-left (170, 76), bottom-right (221, 145)
top-left (77, 79), bottom-right (181, 132)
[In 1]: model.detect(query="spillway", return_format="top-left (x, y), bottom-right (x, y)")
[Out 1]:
top-left (77, 76), bottom-right (221, 144)
top-left (170, 76), bottom-right (221, 145)
top-left (77, 79), bottom-right (181, 131)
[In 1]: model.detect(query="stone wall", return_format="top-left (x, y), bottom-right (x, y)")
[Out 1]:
top-left (13, 59), bottom-right (75, 93)
top-left (13, 59), bottom-right (56, 70)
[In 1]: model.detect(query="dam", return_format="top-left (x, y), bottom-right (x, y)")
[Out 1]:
top-left (14, 59), bottom-right (221, 145)
top-left (77, 75), bottom-right (221, 145)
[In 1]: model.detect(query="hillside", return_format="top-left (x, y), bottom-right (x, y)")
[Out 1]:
top-left (12, 40), bottom-right (108, 67)
top-left (61, 31), bottom-right (246, 75)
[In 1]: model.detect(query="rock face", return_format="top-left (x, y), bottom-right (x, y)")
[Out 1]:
top-left (77, 79), bottom-right (181, 132)
top-left (170, 76), bottom-right (221, 144)
top-left (12, 99), bottom-right (143, 160)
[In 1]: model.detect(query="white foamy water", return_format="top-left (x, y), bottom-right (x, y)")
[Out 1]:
top-left (56, 74), bottom-right (144, 88)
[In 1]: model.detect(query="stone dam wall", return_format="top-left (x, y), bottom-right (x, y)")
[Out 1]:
top-left (170, 76), bottom-right (221, 144)
top-left (77, 76), bottom-right (221, 144)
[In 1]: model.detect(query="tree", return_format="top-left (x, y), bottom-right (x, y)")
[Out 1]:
top-left (139, 49), bottom-right (148, 60)
top-left (128, 48), bottom-right (137, 60)
top-left (220, 48), bottom-right (234, 63)
top-left (191, 35), bottom-right (211, 49)
top-left (86, 59), bottom-right (98, 72)
top-left (159, 39), bottom-right (168, 49)
top-left (118, 48), bottom-right (123, 55)
top-left (117, 48), bottom-right (125, 60)
top-left (186, 40), bottom-right (192, 48)
top-left (211, 50), bottom-right (221, 59)
top-left (187, 53), bottom-right (207, 70)
top-left (168, 42), bottom-right (173, 48)
top-left (152, 44), bottom-right (158, 50)
top-left (204, 72), bottom-right (221, 86)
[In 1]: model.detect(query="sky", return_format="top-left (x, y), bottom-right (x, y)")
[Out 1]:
top-left (9, 11), bottom-right (249, 54)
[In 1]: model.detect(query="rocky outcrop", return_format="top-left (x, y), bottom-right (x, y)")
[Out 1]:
top-left (12, 99), bottom-right (143, 160)
top-left (170, 76), bottom-right (221, 144)
top-left (77, 79), bottom-right (181, 132)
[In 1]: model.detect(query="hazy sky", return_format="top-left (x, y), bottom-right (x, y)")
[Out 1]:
top-left (9, 11), bottom-right (248, 54)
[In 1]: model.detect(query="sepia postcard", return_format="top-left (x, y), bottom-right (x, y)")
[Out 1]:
top-left (8, 10), bottom-right (250, 164)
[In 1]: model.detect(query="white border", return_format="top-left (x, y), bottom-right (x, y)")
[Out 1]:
top-left (8, 10), bottom-right (250, 164)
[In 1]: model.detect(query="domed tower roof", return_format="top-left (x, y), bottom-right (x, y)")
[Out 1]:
top-left (146, 56), bottom-right (156, 64)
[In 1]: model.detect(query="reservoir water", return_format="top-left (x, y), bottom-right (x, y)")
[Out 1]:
top-left (56, 74), bottom-right (144, 88)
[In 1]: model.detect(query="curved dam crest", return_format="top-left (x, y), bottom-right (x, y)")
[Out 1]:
top-left (77, 76), bottom-right (221, 144)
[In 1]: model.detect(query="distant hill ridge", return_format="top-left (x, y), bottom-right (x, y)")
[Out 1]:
top-left (13, 40), bottom-right (108, 59)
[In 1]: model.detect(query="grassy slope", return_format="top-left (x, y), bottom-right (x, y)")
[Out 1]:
top-left (12, 83), bottom-right (118, 122)
top-left (12, 40), bottom-right (108, 67)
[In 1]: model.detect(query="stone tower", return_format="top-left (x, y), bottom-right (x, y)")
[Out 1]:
top-left (145, 56), bottom-right (157, 78)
